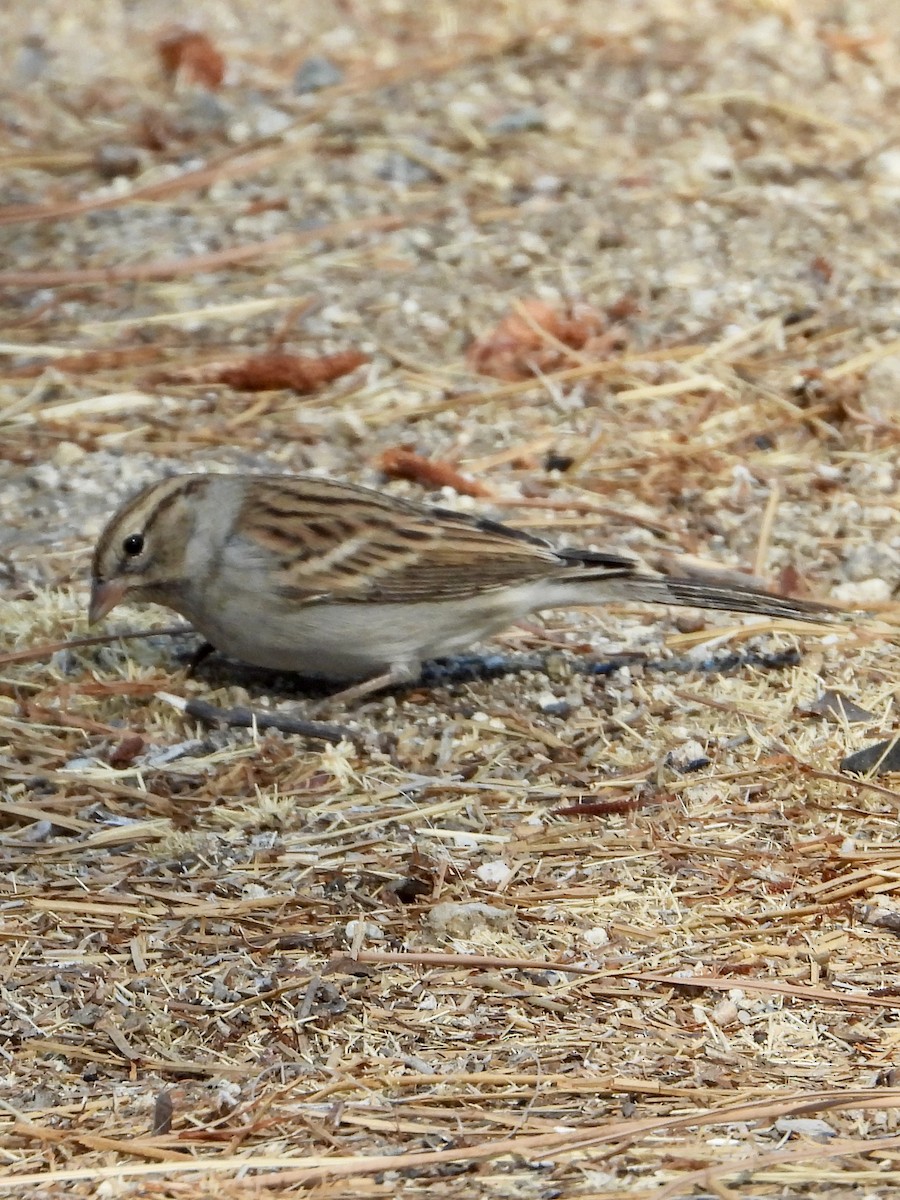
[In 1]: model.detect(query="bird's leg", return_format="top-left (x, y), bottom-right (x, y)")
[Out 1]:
top-left (185, 641), bottom-right (216, 677)
top-left (315, 662), bottom-right (418, 710)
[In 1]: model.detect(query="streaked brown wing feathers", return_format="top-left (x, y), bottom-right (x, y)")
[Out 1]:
top-left (237, 475), bottom-right (613, 604)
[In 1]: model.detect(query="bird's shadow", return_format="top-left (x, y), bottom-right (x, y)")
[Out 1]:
top-left (172, 638), bottom-right (801, 701)
top-left (176, 641), bottom-right (342, 698)
top-left (173, 641), bottom-right (635, 701)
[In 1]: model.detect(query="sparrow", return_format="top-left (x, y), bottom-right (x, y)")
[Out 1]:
top-left (89, 473), bottom-right (833, 703)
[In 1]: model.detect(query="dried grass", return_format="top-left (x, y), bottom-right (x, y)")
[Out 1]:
top-left (2, 0), bottom-right (900, 1196)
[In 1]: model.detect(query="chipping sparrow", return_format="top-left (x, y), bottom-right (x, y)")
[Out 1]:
top-left (90, 473), bottom-right (833, 703)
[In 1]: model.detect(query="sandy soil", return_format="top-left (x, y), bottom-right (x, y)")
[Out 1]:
top-left (2, 1), bottom-right (900, 1195)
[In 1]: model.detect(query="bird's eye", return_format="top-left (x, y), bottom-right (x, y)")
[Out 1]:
top-left (122, 534), bottom-right (145, 557)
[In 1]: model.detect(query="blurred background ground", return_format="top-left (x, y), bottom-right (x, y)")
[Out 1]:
top-left (2, 0), bottom-right (900, 1195)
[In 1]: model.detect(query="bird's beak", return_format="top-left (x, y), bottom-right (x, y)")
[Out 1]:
top-left (88, 578), bottom-right (128, 625)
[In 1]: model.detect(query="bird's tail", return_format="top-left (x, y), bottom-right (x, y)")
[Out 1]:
top-left (556, 569), bottom-right (836, 624)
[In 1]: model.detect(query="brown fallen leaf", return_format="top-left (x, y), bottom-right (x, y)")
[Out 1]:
top-left (156, 28), bottom-right (226, 90)
top-left (156, 351), bottom-right (368, 394)
top-left (108, 734), bottom-right (146, 768)
top-left (378, 448), bottom-right (494, 497)
top-left (467, 297), bottom-right (625, 381)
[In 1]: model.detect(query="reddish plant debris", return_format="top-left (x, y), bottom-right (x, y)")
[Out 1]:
top-left (21, 702), bottom-right (115, 736)
top-left (7, 346), bottom-right (162, 379)
top-left (378, 448), bottom-right (493, 497)
top-left (108, 734), bottom-right (146, 768)
top-left (819, 27), bottom-right (884, 62)
top-left (242, 197), bottom-right (290, 217)
top-left (556, 790), bottom-right (670, 817)
top-left (605, 294), bottom-right (642, 321)
top-left (466, 297), bottom-right (628, 381)
top-left (777, 563), bottom-right (810, 597)
top-left (156, 351), bottom-right (368, 394)
top-left (810, 256), bottom-right (834, 283)
top-left (156, 28), bottom-right (226, 90)
top-left (134, 108), bottom-right (179, 152)
top-left (793, 367), bottom-right (862, 423)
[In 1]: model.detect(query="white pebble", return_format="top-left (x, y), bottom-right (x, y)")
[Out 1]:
top-left (582, 926), bottom-right (609, 948)
top-left (345, 919), bottom-right (384, 943)
top-left (712, 998), bottom-right (738, 1026)
top-left (833, 578), bottom-right (891, 605)
top-left (476, 861), bottom-right (513, 887)
top-left (426, 901), bottom-right (510, 936)
top-left (53, 441), bottom-right (85, 467)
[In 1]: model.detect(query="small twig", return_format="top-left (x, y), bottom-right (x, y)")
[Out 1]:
top-left (334, 950), bottom-right (603, 977)
top-left (753, 480), bottom-right (780, 579)
top-left (0, 625), bottom-right (192, 667)
top-left (0, 35), bottom-right (522, 231)
top-left (345, 950), bottom-right (900, 1009)
top-left (6, 1091), bottom-right (899, 1189)
top-left (0, 145), bottom-right (292, 228)
top-left (489, 492), bottom-right (681, 537)
top-left (266, 296), bottom-right (321, 351)
top-left (156, 692), bottom-right (357, 745)
top-left (0, 211), bottom-right (427, 289)
top-left (556, 793), bottom-right (657, 817)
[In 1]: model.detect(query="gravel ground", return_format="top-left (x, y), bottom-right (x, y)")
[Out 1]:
top-left (2, 1), bottom-right (900, 1196)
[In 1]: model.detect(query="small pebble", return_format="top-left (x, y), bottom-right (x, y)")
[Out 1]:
top-left (93, 145), bottom-right (142, 180)
top-left (143, 740), bottom-right (206, 768)
top-left (842, 543), bottom-right (900, 584)
top-left (376, 151), bottom-right (436, 185)
top-left (15, 35), bottom-right (51, 83)
top-left (177, 91), bottom-right (230, 136)
top-left (51, 649), bottom-right (79, 676)
top-left (344, 919), bottom-right (384, 943)
top-left (293, 55), bottom-right (343, 93)
top-left (487, 107), bottom-right (545, 134)
top-left (833, 578), bottom-right (892, 605)
top-left (774, 1116), bottom-right (836, 1140)
top-left (475, 861), bottom-right (513, 887)
top-left (666, 738), bottom-right (711, 774)
top-left (19, 820), bottom-right (53, 843)
top-left (544, 450), bottom-right (574, 473)
top-left (582, 926), bottom-right (609, 949)
top-left (70, 1004), bottom-right (105, 1027)
top-left (426, 901), bottom-right (510, 936)
top-left (62, 756), bottom-right (102, 772)
top-left (712, 998), bottom-right (738, 1026)
top-left (53, 441), bottom-right (86, 468)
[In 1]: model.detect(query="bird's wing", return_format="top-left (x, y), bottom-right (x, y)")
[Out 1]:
top-left (232, 475), bottom-right (636, 604)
